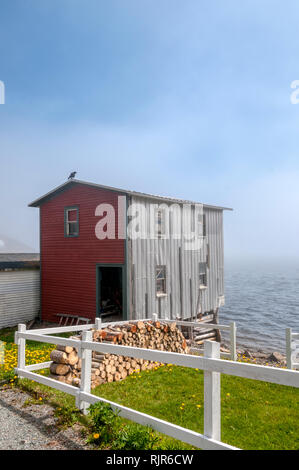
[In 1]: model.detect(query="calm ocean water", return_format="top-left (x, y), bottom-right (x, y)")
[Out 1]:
top-left (219, 259), bottom-right (299, 353)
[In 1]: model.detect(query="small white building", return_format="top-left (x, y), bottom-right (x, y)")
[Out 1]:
top-left (0, 254), bottom-right (40, 329)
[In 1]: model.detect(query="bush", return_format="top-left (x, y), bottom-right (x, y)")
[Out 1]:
top-left (113, 424), bottom-right (160, 450)
top-left (88, 402), bottom-right (118, 444)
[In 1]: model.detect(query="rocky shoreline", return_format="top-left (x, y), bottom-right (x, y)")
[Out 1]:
top-left (221, 342), bottom-right (287, 367)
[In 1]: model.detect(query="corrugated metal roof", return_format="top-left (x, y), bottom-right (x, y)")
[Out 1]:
top-left (28, 179), bottom-right (233, 211)
top-left (0, 253), bottom-right (40, 270)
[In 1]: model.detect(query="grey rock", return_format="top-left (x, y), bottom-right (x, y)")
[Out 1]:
top-left (268, 351), bottom-right (285, 363)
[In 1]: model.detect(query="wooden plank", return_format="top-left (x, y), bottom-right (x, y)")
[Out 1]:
top-left (79, 340), bottom-right (299, 388)
top-left (204, 341), bottom-right (221, 441)
top-left (18, 329), bottom-right (299, 388)
top-left (25, 361), bottom-right (52, 371)
top-left (286, 328), bottom-right (292, 370)
top-left (15, 368), bottom-right (78, 396)
top-left (17, 332), bottom-right (80, 348)
top-left (17, 324), bottom-right (26, 370)
top-left (28, 323), bottom-right (95, 335)
top-left (79, 330), bottom-right (92, 414)
top-left (230, 322), bottom-right (237, 361)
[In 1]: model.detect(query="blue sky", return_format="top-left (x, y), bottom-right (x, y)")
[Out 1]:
top-left (0, 1), bottom-right (299, 258)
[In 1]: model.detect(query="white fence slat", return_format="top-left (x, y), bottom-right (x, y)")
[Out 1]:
top-left (79, 340), bottom-right (299, 388)
top-left (78, 391), bottom-right (238, 450)
top-left (17, 324), bottom-right (26, 370)
top-left (17, 332), bottom-right (80, 348)
top-left (30, 323), bottom-right (95, 335)
top-left (16, 330), bottom-right (299, 388)
top-left (230, 322), bottom-right (237, 361)
top-left (15, 368), bottom-right (78, 396)
top-left (79, 330), bottom-right (93, 414)
top-left (286, 328), bottom-right (292, 370)
top-left (204, 341), bottom-right (221, 441)
top-left (25, 361), bottom-right (52, 371)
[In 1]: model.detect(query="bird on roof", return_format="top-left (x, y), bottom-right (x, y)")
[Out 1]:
top-left (68, 171), bottom-right (77, 180)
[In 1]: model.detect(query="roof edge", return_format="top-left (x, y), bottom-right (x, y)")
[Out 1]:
top-left (28, 179), bottom-right (233, 211)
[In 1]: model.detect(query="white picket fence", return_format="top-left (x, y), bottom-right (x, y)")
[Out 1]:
top-left (286, 328), bottom-right (299, 370)
top-left (14, 319), bottom-right (299, 451)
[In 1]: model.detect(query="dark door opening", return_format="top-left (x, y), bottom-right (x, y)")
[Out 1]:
top-left (98, 266), bottom-right (123, 321)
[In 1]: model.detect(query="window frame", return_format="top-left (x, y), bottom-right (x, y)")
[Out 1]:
top-left (199, 261), bottom-right (208, 288)
top-left (156, 208), bottom-right (165, 238)
top-left (64, 206), bottom-right (79, 238)
top-left (156, 265), bottom-right (167, 296)
top-left (197, 212), bottom-right (207, 237)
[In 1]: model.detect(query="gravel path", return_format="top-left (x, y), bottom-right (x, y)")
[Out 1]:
top-left (0, 387), bottom-right (91, 450)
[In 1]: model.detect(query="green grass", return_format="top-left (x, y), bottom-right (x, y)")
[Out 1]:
top-left (16, 364), bottom-right (299, 450)
top-left (1, 327), bottom-right (298, 450)
top-left (0, 327), bottom-right (72, 382)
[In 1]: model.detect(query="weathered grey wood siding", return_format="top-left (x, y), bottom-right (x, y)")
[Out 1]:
top-left (0, 270), bottom-right (40, 328)
top-left (128, 197), bottom-right (225, 320)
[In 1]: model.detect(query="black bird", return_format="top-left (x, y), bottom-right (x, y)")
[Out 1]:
top-left (68, 171), bottom-right (77, 180)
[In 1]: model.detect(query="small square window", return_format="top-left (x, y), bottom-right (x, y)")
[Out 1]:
top-left (65, 207), bottom-right (79, 237)
top-left (156, 265), bottom-right (166, 295)
top-left (199, 262), bottom-right (207, 287)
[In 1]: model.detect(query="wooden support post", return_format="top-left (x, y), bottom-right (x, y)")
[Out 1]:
top-left (79, 330), bottom-right (93, 414)
top-left (152, 313), bottom-right (158, 322)
top-left (204, 340), bottom-right (221, 441)
top-left (179, 247), bottom-right (183, 318)
top-left (17, 324), bottom-right (26, 371)
top-left (145, 293), bottom-right (148, 317)
top-left (230, 322), bottom-right (237, 361)
top-left (95, 317), bottom-right (102, 330)
top-left (286, 328), bottom-right (292, 370)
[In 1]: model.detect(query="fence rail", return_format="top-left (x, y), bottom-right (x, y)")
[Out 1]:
top-left (14, 320), bottom-right (299, 451)
top-left (286, 328), bottom-right (299, 370)
top-left (26, 316), bottom-right (238, 361)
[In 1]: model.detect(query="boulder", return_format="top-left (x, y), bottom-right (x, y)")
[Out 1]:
top-left (268, 351), bottom-right (285, 363)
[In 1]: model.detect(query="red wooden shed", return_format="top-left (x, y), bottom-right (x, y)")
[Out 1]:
top-left (29, 179), bottom-right (231, 324)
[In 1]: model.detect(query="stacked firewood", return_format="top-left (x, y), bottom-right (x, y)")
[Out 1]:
top-left (49, 320), bottom-right (188, 389)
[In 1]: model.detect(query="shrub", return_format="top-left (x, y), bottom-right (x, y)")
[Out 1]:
top-left (113, 424), bottom-right (159, 450)
top-left (88, 402), bottom-right (118, 444)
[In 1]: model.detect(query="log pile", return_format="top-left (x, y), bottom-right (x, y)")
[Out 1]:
top-left (49, 320), bottom-right (188, 389)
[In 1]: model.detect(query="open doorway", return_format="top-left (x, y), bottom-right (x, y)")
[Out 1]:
top-left (97, 265), bottom-right (124, 321)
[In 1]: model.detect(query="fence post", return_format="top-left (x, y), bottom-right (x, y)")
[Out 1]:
top-left (16, 324), bottom-right (26, 372)
top-left (95, 317), bottom-right (102, 330)
top-left (204, 340), bottom-right (221, 441)
top-left (230, 321), bottom-right (237, 361)
top-left (152, 313), bottom-right (158, 322)
top-left (286, 328), bottom-right (292, 370)
top-left (78, 330), bottom-right (92, 415)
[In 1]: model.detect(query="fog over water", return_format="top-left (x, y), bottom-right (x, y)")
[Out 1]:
top-left (219, 257), bottom-right (299, 353)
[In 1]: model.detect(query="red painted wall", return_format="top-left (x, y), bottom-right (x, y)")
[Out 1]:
top-left (40, 184), bottom-right (125, 323)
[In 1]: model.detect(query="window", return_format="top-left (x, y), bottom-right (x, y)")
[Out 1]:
top-left (199, 262), bottom-right (207, 287)
top-left (156, 265), bottom-right (166, 295)
top-left (65, 207), bottom-right (79, 237)
top-left (156, 209), bottom-right (165, 238)
top-left (198, 213), bottom-right (206, 237)
top-left (206, 243), bottom-right (210, 268)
